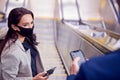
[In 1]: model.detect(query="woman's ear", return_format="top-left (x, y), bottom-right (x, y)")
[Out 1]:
top-left (11, 24), bottom-right (20, 31)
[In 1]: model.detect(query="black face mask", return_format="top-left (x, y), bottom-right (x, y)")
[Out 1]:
top-left (16, 25), bottom-right (34, 39)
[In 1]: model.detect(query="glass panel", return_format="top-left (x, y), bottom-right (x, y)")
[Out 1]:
top-left (62, 0), bottom-right (79, 20)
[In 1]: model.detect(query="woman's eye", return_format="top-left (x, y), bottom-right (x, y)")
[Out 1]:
top-left (23, 24), bottom-right (28, 27)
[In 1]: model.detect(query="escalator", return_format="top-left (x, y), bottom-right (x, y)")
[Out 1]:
top-left (34, 19), bottom-right (67, 80)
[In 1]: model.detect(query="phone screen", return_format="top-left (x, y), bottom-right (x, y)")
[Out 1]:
top-left (70, 50), bottom-right (86, 65)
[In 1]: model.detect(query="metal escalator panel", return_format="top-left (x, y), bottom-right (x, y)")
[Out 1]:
top-left (100, 0), bottom-right (120, 34)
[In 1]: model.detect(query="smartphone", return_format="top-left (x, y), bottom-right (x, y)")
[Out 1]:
top-left (70, 50), bottom-right (86, 65)
top-left (43, 67), bottom-right (56, 77)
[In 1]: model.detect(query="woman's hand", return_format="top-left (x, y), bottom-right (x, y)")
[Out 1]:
top-left (70, 57), bottom-right (80, 75)
top-left (33, 72), bottom-right (49, 80)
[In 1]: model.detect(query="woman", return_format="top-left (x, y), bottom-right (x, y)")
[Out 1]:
top-left (0, 7), bottom-right (48, 80)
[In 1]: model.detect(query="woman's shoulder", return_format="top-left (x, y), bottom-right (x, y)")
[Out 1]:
top-left (1, 39), bottom-right (25, 57)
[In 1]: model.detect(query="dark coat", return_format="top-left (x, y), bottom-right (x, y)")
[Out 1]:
top-left (67, 49), bottom-right (120, 80)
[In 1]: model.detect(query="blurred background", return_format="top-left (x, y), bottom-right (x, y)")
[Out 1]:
top-left (0, 0), bottom-right (120, 80)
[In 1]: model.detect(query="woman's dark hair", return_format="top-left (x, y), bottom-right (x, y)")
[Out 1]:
top-left (0, 7), bottom-right (38, 56)
top-left (116, 0), bottom-right (120, 10)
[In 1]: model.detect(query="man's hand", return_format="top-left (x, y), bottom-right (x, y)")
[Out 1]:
top-left (70, 57), bottom-right (80, 75)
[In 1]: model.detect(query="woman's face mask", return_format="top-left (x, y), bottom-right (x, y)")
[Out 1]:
top-left (16, 25), bottom-right (34, 38)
